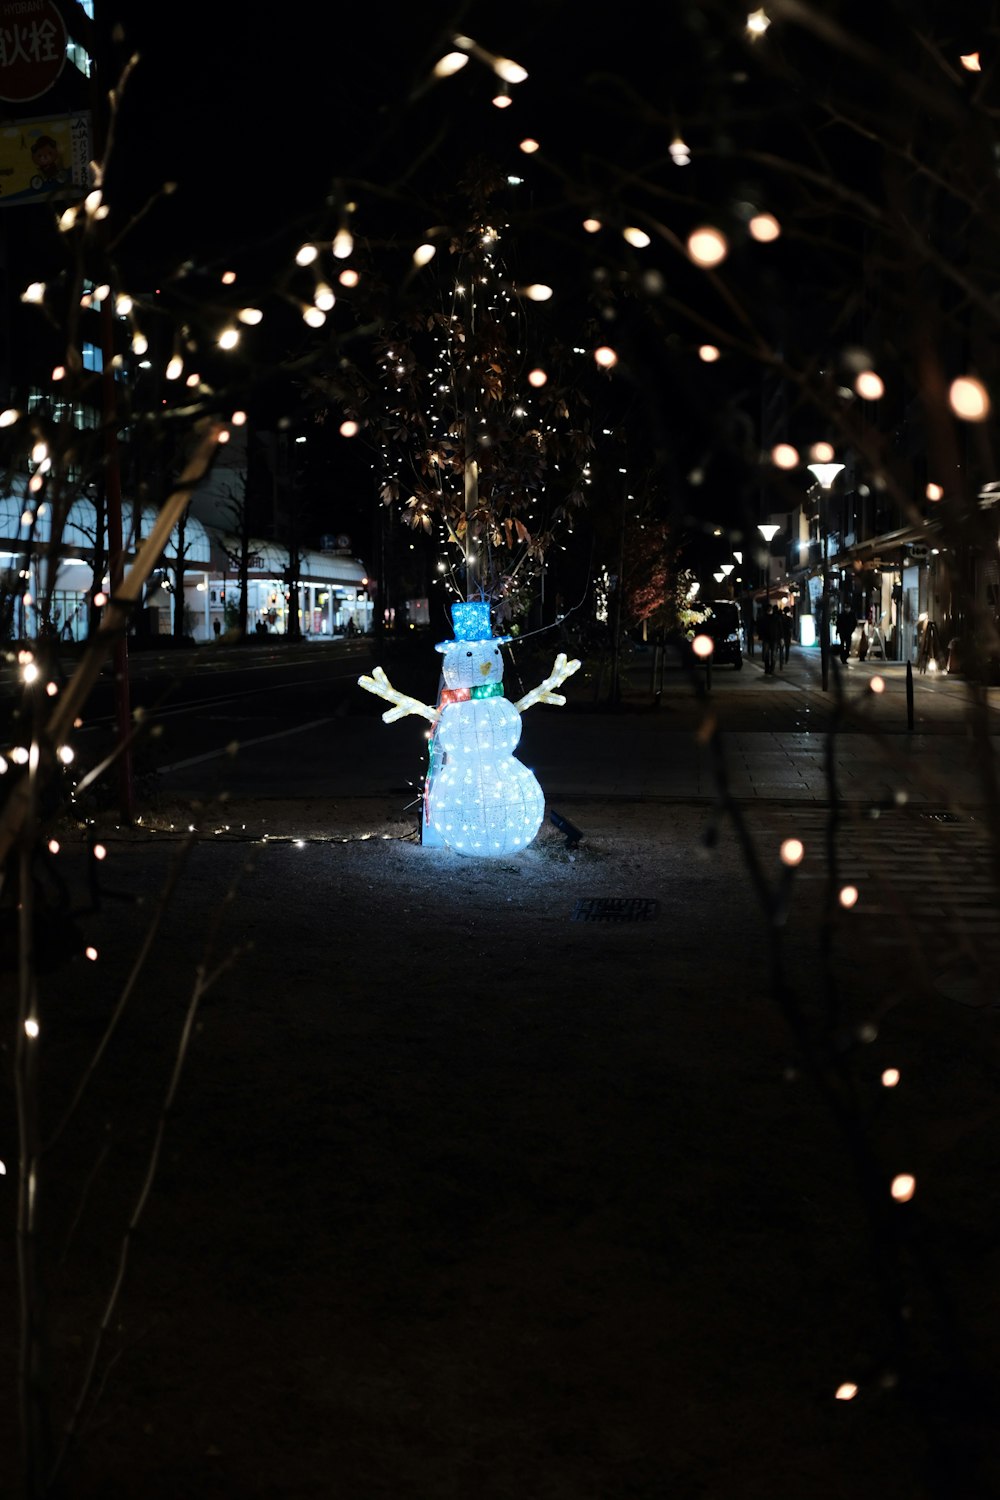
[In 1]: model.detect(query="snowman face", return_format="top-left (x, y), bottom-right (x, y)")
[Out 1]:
top-left (441, 638), bottom-right (505, 691)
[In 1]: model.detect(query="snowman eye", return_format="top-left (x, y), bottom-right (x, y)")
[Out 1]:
top-left (465, 651), bottom-right (472, 658)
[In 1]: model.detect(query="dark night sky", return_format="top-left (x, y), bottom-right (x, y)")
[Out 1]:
top-left (87, 1), bottom-right (777, 557)
top-left (98, 0), bottom-right (708, 277)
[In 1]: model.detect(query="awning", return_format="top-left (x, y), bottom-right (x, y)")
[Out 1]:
top-left (833, 520), bottom-right (941, 567)
top-left (211, 534), bottom-right (368, 588)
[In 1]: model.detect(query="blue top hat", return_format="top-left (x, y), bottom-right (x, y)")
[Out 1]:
top-left (435, 600), bottom-right (512, 652)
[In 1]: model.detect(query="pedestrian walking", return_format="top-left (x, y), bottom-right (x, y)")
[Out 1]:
top-left (836, 604), bottom-right (857, 664)
top-left (779, 607), bottom-right (793, 668)
top-left (760, 604), bottom-right (779, 675)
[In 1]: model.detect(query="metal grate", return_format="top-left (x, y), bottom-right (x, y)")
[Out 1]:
top-left (572, 897), bottom-right (660, 923)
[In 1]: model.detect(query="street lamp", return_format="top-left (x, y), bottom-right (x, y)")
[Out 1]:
top-left (806, 461), bottom-right (845, 692)
top-left (758, 523), bottom-right (780, 607)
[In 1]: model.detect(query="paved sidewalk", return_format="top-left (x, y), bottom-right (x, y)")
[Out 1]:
top-left (526, 645), bottom-right (1000, 810)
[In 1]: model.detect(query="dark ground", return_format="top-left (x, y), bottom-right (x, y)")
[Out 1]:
top-left (4, 769), bottom-right (1000, 1499)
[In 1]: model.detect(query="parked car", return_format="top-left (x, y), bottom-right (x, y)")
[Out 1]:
top-left (701, 600), bottom-right (745, 669)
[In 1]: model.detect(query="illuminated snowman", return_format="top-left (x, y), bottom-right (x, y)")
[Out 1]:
top-left (359, 600), bottom-right (580, 857)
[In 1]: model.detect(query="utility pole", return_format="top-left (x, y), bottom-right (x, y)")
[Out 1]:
top-left (100, 295), bottom-right (135, 822)
top-left (807, 462), bottom-right (845, 694)
top-left (608, 472), bottom-right (627, 706)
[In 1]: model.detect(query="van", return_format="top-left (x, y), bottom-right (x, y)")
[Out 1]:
top-left (704, 600), bottom-right (745, 669)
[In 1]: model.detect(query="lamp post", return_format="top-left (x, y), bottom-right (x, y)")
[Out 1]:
top-left (806, 462), bottom-right (845, 692)
top-left (757, 524), bottom-right (780, 671)
top-left (758, 523), bottom-right (780, 606)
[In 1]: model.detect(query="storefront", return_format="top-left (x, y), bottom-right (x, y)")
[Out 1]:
top-left (194, 537), bottom-right (371, 642)
top-left (0, 490), bottom-right (213, 641)
top-left (0, 489), bottom-right (372, 644)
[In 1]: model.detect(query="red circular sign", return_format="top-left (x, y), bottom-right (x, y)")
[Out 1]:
top-left (0, 0), bottom-right (67, 104)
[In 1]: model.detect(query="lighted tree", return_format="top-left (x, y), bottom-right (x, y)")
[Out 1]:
top-left (327, 158), bottom-right (599, 632)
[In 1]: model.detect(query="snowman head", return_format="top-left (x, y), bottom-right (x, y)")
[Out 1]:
top-left (439, 636), bottom-right (506, 691)
top-left (434, 601), bottom-right (511, 691)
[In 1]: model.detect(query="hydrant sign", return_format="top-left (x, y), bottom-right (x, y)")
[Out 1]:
top-left (0, 0), bottom-right (67, 104)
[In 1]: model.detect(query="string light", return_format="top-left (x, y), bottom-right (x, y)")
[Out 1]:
top-left (749, 212), bottom-right (780, 241)
top-left (881, 1068), bottom-right (900, 1088)
top-left (433, 50), bottom-right (468, 77)
top-left (493, 56), bottom-right (528, 83)
top-left (855, 370), bottom-right (884, 400)
top-left (771, 443), bottom-right (799, 469)
top-left (687, 227), bottom-right (728, 267)
top-left (780, 838), bottom-right (804, 866)
top-left (949, 376), bottom-right (990, 420)
top-left (890, 1174), bottom-right (916, 1202)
